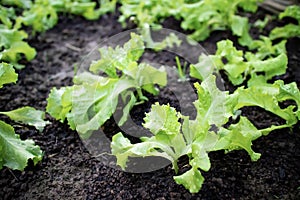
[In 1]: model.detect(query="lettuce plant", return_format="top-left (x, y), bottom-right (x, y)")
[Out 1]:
top-left (0, 0), bottom-right (116, 68)
top-left (111, 74), bottom-right (300, 193)
top-left (190, 39), bottom-right (288, 86)
top-left (46, 33), bottom-right (167, 137)
top-left (270, 5), bottom-right (300, 40)
top-left (118, 0), bottom-right (262, 46)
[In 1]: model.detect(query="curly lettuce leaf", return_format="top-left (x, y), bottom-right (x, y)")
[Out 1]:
top-left (214, 117), bottom-right (262, 161)
top-left (0, 26), bottom-right (36, 68)
top-left (15, 0), bottom-right (58, 33)
top-left (193, 74), bottom-right (231, 128)
top-left (279, 5), bottom-right (300, 22)
top-left (229, 82), bottom-right (298, 125)
top-left (0, 5), bottom-right (16, 28)
top-left (191, 40), bottom-right (288, 86)
top-left (0, 120), bottom-right (43, 171)
top-left (0, 62), bottom-right (18, 88)
top-left (47, 33), bottom-right (167, 136)
top-left (274, 80), bottom-right (300, 120)
top-left (1, 0), bottom-right (32, 9)
top-left (174, 167), bottom-right (204, 193)
top-left (0, 107), bottom-right (50, 132)
top-left (90, 33), bottom-right (145, 76)
top-left (270, 5), bottom-right (300, 40)
top-left (249, 36), bottom-right (287, 59)
top-left (112, 74), bottom-right (299, 193)
top-left (111, 132), bottom-right (176, 170)
top-left (112, 104), bottom-right (186, 171)
top-left (190, 54), bottom-right (215, 81)
top-left (111, 102), bottom-right (218, 193)
top-left (119, 0), bottom-right (260, 45)
top-left (46, 86), bottom-right (73, 123)
top-left (68, 78), bottom-right (134, 137)
top-left (270, 24), bottom-right (300, 40)
top-left (112, 75), bottom-right (228, 193)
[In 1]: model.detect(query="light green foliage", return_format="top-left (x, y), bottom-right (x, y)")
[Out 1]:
top-left (14, 0), bottom-right (117, 33)
top-left (270, 5), bottom-right (300, 40)
top-left (249, 36), bottom-right (287, 59)
top-left (112, 74), bottom-right (300, 193)
top-left (15, 0), bottom-right (58, 33)
top-left (214, 117), bottom-right (262, 161)
top-left (274, 80), bottom-right (300, 120)
top-left (173, 167), bottom-right (205, 193)
top-left (0, 62), bottom-right (49, 171)
top-left (228, 80), bottom-right (300, 126)
top-left (190, 39), bottom-right (288, 86)
top-left (118, 0), bottom-right (181, 28)
top-left (0, 0), bottom-right (116, 67)
top-left (140, 26), bottom-right (182, 51)
top-left (0, 5), bottom-right (36, 68)
top-left (46, 87), bottom-right (73, 123)
top-left (52, 0), bottom-right (117, 20)
top-left (0, 62), bottom-right (18, 88)
top-left (1, 0), bottom-right (33, 9)
top-left (46, 33), bottom-right (167, 137)
top-left (111, 76), bottom-right (229, 193)
top-left (253, 16), bottom-right (270, 31)
top-left (0, 107), bottom-right (50, 132)
top-left (119, 0), bottom-right (262, 45)
top-left (0, 24), bottom-right (36, 69)
top-left (0, 120), bottom-right (43, 170)
top-left (0, 5), bottom-right (16, 28)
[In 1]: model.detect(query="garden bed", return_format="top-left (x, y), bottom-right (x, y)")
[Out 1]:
top-left (0, 8), bottom-right (300, 200)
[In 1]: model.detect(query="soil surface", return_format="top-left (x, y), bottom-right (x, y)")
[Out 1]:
top-left (0, 8), bottom-right (300, 200)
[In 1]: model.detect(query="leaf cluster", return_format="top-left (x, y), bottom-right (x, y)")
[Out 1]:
top-left (112, 74), bottom-right (300, 193)
top-left (46, 33), bottom-right (167, 137)
top-left (0, 62), bottom-right (49, 170)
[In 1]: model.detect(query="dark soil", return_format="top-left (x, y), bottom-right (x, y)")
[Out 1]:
top-left (0, 9), bottom-right (300, 200)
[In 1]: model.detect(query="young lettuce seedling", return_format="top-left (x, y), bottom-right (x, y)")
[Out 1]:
top-left (270, 5), bottom-right (300, 40)
top-left (190, 39), bottom-right (288, 86)
top-left (111, 74), bottom-right (300, 193)
top-left (175, 56), bottom-right (189, 82)
top-left (46, 33), bottom-right (167, 138)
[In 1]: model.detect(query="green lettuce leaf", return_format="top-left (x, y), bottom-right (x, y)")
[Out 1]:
top-left (214, 117), bottom-right (262, 161)
top-left (0, 120), bottom-right (43, 170)
top-left (0, 107), bottom-right (50, 132)
top-left (112, 104), bottom-right (186, 171)
top-left (229, 83), bottom-right (298, 125)
top-left (193, 75), bottom-right (231, 128)
top-left (112, 74), bottom-right (299, 194)
top-left (274, 80), bottom-right (300, 120)
top-left (0, 62), bottom-right (18, 88)
top-left (47, 33), bottom-right (167, 136)
top-left (15, 0), bottom-right (58, 33)
top-left (270, 5), bottom-right (300, 40)
top-left (270, 24), bottom-right (300, 40)
top-left (46, 86), bottom-right (73, 123)
top-left (0, 5), bottom-right (16, 28)
top-left (90, 33), bottom-right (145, 76)
top-left (191, 39), bottom-right (288, 86)
top-left (1, 0), bottom-right (32, 9)
top-left (0, 26), bottom-right (36, 67)
top-left (112, 75), bottom-right (228, 193)
top-left (119, 0), bottom-right (260, 45)
top-left (174, 167), bottom-right (204, 193)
